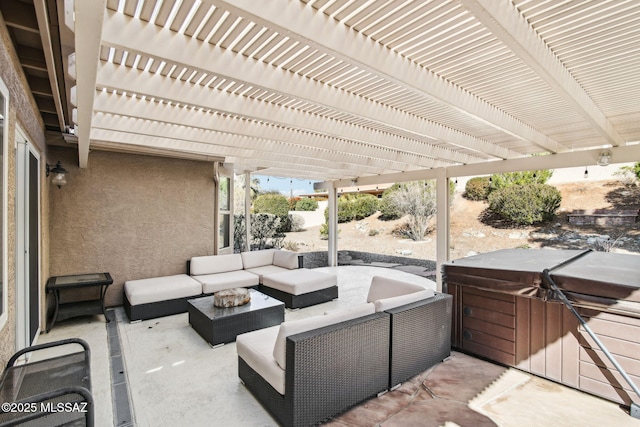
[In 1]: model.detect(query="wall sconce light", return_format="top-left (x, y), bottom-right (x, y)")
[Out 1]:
top-left (584, 166), bottom-right (589, 179)
top-left (597, 150), bottom-right (612, 166)
top-left (46, 161), bottom-right (68, 189)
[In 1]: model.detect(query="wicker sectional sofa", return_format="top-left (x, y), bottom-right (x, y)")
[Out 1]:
top-left (236, 276), bottom-right (452, 426)
top-left (123, 249), bottom-right (302, 321)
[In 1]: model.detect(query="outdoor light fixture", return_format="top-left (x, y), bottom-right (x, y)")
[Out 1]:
top-left (597, 150), bottom-right (612, 166)
top-left (46, 161), bottom-right (68, 189)
top-left (584, 167), bottom-right (589, 179)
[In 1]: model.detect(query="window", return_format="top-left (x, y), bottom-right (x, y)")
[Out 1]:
top-left (0, 79), bottom-right (7, 329)
top-left (219, 176), bottom-right (231, 250)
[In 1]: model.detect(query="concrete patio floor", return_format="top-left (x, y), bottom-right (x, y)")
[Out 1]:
top-left (38, 266), bottom-right (638, 426)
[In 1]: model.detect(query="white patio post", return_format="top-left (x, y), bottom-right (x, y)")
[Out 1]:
top-left (435, 168), bottom-right (450, 292)
top-left (244, 171), bottom-right (251, 252)
top-left (327, 185), bottom-right (338, 266)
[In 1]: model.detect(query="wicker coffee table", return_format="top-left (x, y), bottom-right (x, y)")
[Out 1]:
top-left (188, 289), bottom-right (284, 346)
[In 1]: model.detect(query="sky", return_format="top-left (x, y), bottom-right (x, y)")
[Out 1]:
top-left (253, 175), bottom-right (319, 197)
top-left (251, 163), bottom-right (633, 198)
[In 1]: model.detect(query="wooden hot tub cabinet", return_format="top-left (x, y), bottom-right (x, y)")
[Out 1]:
top-left (443, 249), bottom-right (640, 407)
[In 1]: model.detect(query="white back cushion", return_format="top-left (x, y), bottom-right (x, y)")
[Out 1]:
top-left (366, 276), bottom-right (434, 312)
top-left (190, 254), bottom-right (243, 275)
top-left (273, 250), bottom-right (299, 269)
top-left (366, 276), bottom-right (428, 302)
top-left (241, 249), bottom-right (276, 269)
top-left (272, 303), bottom-right (375, 370)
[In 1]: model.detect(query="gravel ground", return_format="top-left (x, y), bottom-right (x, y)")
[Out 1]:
top-left (285, 180), bottom-right (640, 262)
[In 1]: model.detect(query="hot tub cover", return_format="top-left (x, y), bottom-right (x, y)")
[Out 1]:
top-left (443, 249), bottom-right (640, 317)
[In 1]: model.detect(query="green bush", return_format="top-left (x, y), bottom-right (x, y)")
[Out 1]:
top-left (287, 197), bottom-right (300, 211)
top-left (335, 194), bottom-right (378, 222)
top-left (321, 194), bottom-right (379, 224)
top-left (378, 184), bottom-right (403, 220)
top-left (488, 184), bottom-right (561, 225)
top-left (319, 222), bottom-right (329, 240)
top-left (253, 193), bottom-right (291, 232)
top-left (337, 198), bottom-right (354, 222)
top-left (463, 177), bottom-right (491, 201)
top-left (489, 170), bottom-right (553, 191)
top-left (295, 197), bottom-right (318, 211)
top-left (253, 194), bottom-right (290, 217)
top-left (351, 194), bottom-right (378, 220)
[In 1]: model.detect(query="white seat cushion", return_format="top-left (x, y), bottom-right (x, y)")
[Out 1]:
top-left (366, 276), bottom-right (435, 312)
top-left (241, 249), bottom-right (275, 269)
top-left (272, 303), bottom-right (375, 370)
top-left (236, 326), bottom-right (285, 395)
top-left (244, 265), bottom-right (289, 283)
top-left (190, 254), bottom-right (244, 275)
top-left (124, 274), bottom-right (202, 306)
top-left (192, 270), bottom-right (259, 294)
top-left (372, 289), bottom-right (435, 312)
top-left (262, 268), bottom-right (337, 296)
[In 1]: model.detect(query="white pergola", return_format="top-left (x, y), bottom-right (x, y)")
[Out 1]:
top-left (48, 0), bottom-right (640, 285)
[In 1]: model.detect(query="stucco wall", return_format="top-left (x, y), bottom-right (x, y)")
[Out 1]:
top-left (0, 15), bottom-right (47, 366)
top-left (48, 147), bottom-right (216, 307)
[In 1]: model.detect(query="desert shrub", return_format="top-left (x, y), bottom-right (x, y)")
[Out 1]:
top-left (378, 184), bottom-right (403, 220)
top-left (319, 222), bottom-right (329, 240)
top-left (614, 163), bottom-right (640, 186)
top-left (295, 197), bottom-right (318, 211)
top-left (592, 237), bottom-right (622, 252)
top-left (488, 184), bottom-right (561, 225)
top-left (386, 181), bottom-right (437, 241)
top-left (464, 177), bottom-right (491, 201)
top-left (287, 197), bottom-right (300, 211)
top-left (489, 170), bottom-right (553, 191)
top-left (253, 193), bottom-right (291, 232)
top-left (289, 214), bottom-right (305, 232)
top-left (319, 222), bottom-right (341, 240)
top-left (234, 213), bottom-right (286, 251)
top-left (251, 213), bottom-right (284, 249)
top-left (233, 214), bottom-right (246, 253)
top-left (282, 240), bottom-right (299, 251)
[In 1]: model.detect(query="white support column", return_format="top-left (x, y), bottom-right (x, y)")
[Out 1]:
top-left (244, 171), bottom-right (251, 252)
top-left (435, 168), bottom-right (450, 292)
top-left (327, 185), bottom-right (338, 266)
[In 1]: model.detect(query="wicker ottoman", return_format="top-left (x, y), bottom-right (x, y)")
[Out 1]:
top-left (259, 268), bottom-right (338, 309)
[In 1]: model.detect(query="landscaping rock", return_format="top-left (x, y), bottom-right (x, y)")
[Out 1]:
top-left (396, 249), bottom-right (413, 255)
top-left (213, 288), bottom-right (251, 307)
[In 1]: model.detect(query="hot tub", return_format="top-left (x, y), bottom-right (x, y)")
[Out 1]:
top-left (443, 248), bottom-right (640, 407)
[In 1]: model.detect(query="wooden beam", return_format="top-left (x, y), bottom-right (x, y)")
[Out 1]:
top-left (34, 0), bottom-right (67, 131)
top-left (1, 0), bottom-right (39, 33)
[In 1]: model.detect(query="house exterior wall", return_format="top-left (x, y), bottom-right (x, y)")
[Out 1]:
top-left (0, 15), bottom-right (47, 367)
top-left (47, 147), bottom-right (216, 307)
